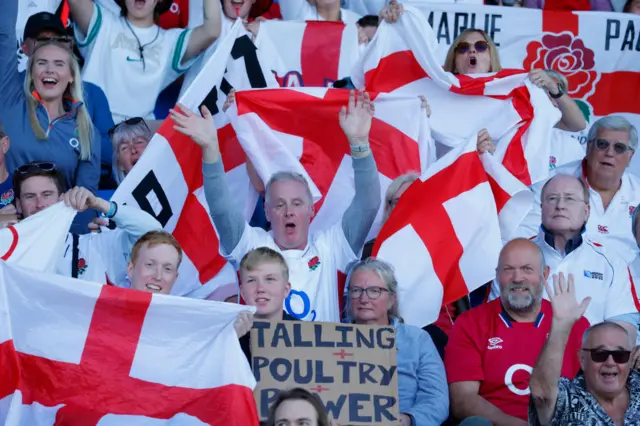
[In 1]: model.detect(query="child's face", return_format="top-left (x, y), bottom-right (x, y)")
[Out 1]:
top-left (240, 261), bottom-right (290, 320)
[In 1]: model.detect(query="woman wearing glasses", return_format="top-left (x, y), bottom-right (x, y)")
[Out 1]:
top-left (110, 117), bottom-right (152, 184)
top-left (345, 258), bottom-right (449, 426)
top-left (0, 0), bottom-right (101, 200)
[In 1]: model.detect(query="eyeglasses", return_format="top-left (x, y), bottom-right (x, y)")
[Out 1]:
top-left (542, 194), bottom-right (587, 206)
top-left (455, 40), bottom-right (489, 54)
top-left (108, 117), bottom-right (148, 137)
top-left (591, 138), bottom-right (634, 155)
top-left (16, 161), bottom-right (56, 175)
top-left (581, 348), bottom-right (631, 364)
top-left (34, 36), bottom-right (73, 48)
top-left (349, 286), bottom-right (389, 300)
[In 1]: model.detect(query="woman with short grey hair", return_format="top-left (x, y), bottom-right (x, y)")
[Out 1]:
top-left (110, 118), bottom-right (152, 184)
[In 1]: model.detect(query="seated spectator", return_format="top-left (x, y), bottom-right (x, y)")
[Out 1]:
top-left (624, 0), bottom-right (640, 12)
top-left (524, 0), bottom-right (612, 10)
top-left (0, 0), bottom-right (100, 202)
top-left (127, 230), bottom-right (181, 294)
top-left (516, 116), bottom-right (640, 264)
top-left (445, 238), bottom-right (589, 425)
top-left (491, 174), bottom-right (638, 337)
top-left (0, 122), bottom-right (15, 213)
top-left (110, 117), bottom-right (152, 184)
top-left (279, 0), bottom-right (361, 23)
top-left (530, 279), bottom-right (639, 425)
top-left (347, 258), bottom-right (449, 425)
top-left (172, 90), bottom-right (381, 322)
top-left (265, 387), bottom-right (331, 426)
top-left (68, 0), bottom-right (222, 124)
top-left (9, 161), bottom-right (162, 284)
top-left (20, 11), bottom-right (115, 184)
top-left (356, 15), bottom-right (378, 43)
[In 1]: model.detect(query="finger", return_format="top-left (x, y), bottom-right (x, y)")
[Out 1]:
top-left (578, 297), bottom-right (591, 317)
top-left (201, 105), bottom-right (212, 120)
top-left (348, 90), bottom-right (356, 112)
top-left (176, 103), bottom-right (194, 117)
top-left (550, 274), bottom-right (559, 296)
top-left (357, 91), bottom-right (365, 110)
top-left (339, 106), bottom-right (347, 122)
top-left (558, 272), bottom-right (567, 293)
top-left (567, 273), bottom-right (575, 295)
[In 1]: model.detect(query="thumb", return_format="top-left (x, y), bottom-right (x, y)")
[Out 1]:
top-left (578, 297), bottom-right (592, 317)
top-left (201, 105), bottom-right (213, 120)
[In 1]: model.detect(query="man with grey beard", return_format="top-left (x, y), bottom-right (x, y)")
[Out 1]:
top-left (445, 238), bottom-right (590, 425)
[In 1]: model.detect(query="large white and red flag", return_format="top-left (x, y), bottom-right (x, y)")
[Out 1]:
top-left (112, 20), bottom-right (278, 298)
top-left (372, 136), bottom-right (533, 327)
top-left (0, 262), bottom-right (258, 425)
top-left (350, 4), bottom-right (561, 187)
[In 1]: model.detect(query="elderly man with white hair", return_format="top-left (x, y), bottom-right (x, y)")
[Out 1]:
top-left (516, 115), bottom-right (640, 264)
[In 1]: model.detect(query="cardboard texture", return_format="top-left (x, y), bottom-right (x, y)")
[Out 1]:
top-left (251, 320), bottom-right (399, 425)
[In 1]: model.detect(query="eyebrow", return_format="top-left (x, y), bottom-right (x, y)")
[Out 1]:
top-left (592, 345), bottom-right (628, 350)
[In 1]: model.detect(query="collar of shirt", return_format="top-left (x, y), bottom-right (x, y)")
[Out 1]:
top-left (541, 224), bottom-right (585, 255)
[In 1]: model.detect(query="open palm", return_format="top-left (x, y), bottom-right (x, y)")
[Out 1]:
top-left (339, 91), bottom-right (374, 143)
top-left (545, 273), bottom-right (590, 324)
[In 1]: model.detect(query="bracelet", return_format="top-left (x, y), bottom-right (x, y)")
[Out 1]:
top-left (350, 143), bottom-right (370, 153)
top-left (103, 201), bottom-right (118, 219)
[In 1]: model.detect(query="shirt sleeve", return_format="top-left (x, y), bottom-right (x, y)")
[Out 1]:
top-left (75, 3), bottom-right (112, 56)
top-left (604, 257), bottom-right (639, 320)
top-left (163, 27), bottom-right (196, 87)
top-left (444, 312), bottom-right (485, 383)
top-left (528, 378), bottom-right (571, 426)
top-left (0, 0), bottom-right (24, 109)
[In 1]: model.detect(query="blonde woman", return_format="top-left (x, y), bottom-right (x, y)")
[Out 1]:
top-left (443, 28), bottom-right (502, 75)
top-left (0, 0), bottom-right (100, 195)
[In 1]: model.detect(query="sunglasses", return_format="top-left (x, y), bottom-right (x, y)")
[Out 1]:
top-left (582, 348), bottom-right (631, 363)
top-left (108, 117), bottom-right (148, 137)
top-left (591, 138), bottom-right (634, 155)
top-left (34, 36), bottom-right (73, 46)
top-left (16, 161), bottom-right (56, 175)
top-left (455, 40), bottom-right (489, 54)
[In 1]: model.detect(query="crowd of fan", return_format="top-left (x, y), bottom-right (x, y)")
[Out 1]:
top-left (2, 0), bottom-right (640, 425)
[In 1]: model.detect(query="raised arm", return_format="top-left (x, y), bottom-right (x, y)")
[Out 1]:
top-left (0, 0), bottom-right (25, 108)
top-left (529, 69), bottom-right (586, 133)
top-left (529, 273), bottom-right (591, 425)
top-left (182, 0), bottom-right (221, 63)
top-left (67, 0), bottom-right (95, 37)
top-left (339, 91), bottom-right (382, 255)
top-left (170, 104), bottom-right (247, 254)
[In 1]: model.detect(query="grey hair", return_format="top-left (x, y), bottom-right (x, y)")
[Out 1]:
top-left (581, 321), bottom-right (631, 349)
top-left (545, 69), bottom-right (569, 93)
top-left (111, 119), bottom-right (152, 184)
top-left (265, 171), bottom-right (314, 206)
top-left (344, 257), bottom-right (400, 322)
top-left (383, 173), bottom-right (419, 223)
top-left (587, 115), bottom-right (638, 151)
top-left (540, 173), bottom-right (590, 206)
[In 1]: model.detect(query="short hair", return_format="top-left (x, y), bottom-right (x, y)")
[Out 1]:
top-left (13, 162), bottom-right (66, 199)
top-left (111, 118), bottom-right (152, 184)
top-left (540, 174), bottom-right (590, 205)
top-left (239, 247), bottom-right (289, 283)
top-left (345, 257), bottom-right (400, 320)
top-left (587, 115), bottom-right (638, 151)
top-left (357, 15), bottom-right (379, 28)
top-left (265, 171), bottom-right (313, 206)
top-left (544, 69), bottom-right (569, 93)
top-left (0, 120), bottom-right (5, 139)
top-left (130, 230), bottom-right (183, 266)
top-left (498, 237), bottom-right (547, 275)
top-left (581, 321), bottom-right (631, 348)
top-left (443, 29), bottom-right (502, 74)
top-left (265, 388), bottom-right (330, 426)
top-left (624, 0), bottom-right (636, 12)
top-left (383, 173), bottom-right (419, 223)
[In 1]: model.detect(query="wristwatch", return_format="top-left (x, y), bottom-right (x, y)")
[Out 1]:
top-left (550, 84), bottom-right (565, 99)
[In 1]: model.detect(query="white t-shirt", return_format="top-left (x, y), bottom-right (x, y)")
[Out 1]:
top-left (75, 3), bottom-right (195, 123)
top-left (16, 0), bottom-right (63, 72)
top-left (548, 128), bottom-right (586, 172)
top-left (280, 0), bottom-right (361, 24)
top-left (226, 222), bottom-right (358, 322)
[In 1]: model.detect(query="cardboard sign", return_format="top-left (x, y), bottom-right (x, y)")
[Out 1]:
top-left (251, 321), bottom-right (399, 425)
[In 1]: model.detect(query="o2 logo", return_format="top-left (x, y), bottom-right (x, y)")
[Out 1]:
top-left (504, 363), bottom-right (533, 396)
top-left (285, 289), bottom-right (317, 321)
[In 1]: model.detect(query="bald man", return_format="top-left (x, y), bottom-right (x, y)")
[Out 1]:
top-left (445, 238), bottom-right (590, 425)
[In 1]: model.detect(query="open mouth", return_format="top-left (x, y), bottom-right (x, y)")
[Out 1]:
top-left (284, 222), bottom-right (296, 234)
top-left (134, 0), bottom-right (146, 8)
top-left (145, 283), bottom-right (162, 292)
top-left (255, 297), bottom-right (269, 304)
top-left (469, 56), bottom-right (477, 67)
top-left (41, 77), bottom-right (58, 89)
top-left (602, 372), bottom-right (619, 380)
top-left (509, 286), bottom-right (529, 294)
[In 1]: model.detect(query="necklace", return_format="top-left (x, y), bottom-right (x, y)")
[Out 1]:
top-left (124, 18), bottom-right (160, 71)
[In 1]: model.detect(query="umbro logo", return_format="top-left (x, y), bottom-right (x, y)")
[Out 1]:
top-left (28, 1), bottom-right (37, 7)
top-left (488, 337), bottom-right (503, 350)
top-left (584, 270), bottom-right (604, 280)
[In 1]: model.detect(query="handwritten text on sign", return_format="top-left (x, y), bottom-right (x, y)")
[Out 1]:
top-left (251, 321), bottom-right (399, 425)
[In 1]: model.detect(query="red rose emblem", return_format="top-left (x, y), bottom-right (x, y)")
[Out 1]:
top-left (523, 33), bottom-right (597, 99)
top-left (78, 258), bottom-right (86, 269)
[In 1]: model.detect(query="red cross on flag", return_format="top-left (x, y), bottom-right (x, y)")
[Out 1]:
top-left (350, 4), bottom-right (561, 187)
top-left (372, 136), bottom-right (534, 327)
top-left (0, 262), bottom-right (258, 425)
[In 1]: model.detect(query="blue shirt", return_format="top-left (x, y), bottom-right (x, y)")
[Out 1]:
top-left (0, 172), bottom-right (14, 206)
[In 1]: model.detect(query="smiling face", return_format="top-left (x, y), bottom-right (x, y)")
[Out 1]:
top-left (222, 0), bottom-right (255, 19)
top-left (17, 175), bottom-right (62, 218)
top-left (497, 239), bottom-right (546, 314)
top-left (265, 179), bottom-right (314, 251)
top-left (128, 243), bottom-right (180, 295)
top-left (30, 44), bottom-right (73, 103)
top-left (453, 31), bottom-right (492, 74)
top-left (124, 0), bottom-right (158, 21)
top-left (240, 261), bottom-right (290, 320)
top-left (541, 174), bottom-right (590, 235)
top-left (117, 136), bottom-right (150, 175)
top-left (581, 326), bottom-right (632, 399)
top-left (586, 128), bottom-right (633, 188)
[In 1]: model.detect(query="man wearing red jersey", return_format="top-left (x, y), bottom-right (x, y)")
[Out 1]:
top-left (445, 238), bottom-right (590, 425)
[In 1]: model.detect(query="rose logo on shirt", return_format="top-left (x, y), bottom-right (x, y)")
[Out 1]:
top-left (308, 256), bottom-right (321, 271)
top-left (597, 225), bottom-right (609, 234)
top-left (549, 156), bottom-right (557, 170)
top-left (78, 258), bottom-right (88, 276)
top-left (1, 189), bottom-right (14, 205)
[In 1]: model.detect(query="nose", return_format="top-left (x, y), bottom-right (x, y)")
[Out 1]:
top-left (511, 268), bottom-right (525, 282)
top-left (153, 266), bottom-right (162, 280)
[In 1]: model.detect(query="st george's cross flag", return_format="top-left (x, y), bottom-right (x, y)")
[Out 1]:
top-left (0, 262), bottom-right (258, 425)
top-left (112, 20), bottom-right (278, 298)
top-left (372, 136), bottom-right (534, 327)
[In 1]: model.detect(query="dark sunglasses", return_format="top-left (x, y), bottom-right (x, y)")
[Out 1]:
top-left (108, 117), bottom-right (148, 137)
top-left (582, 348), bottom-right (631, 363)
top-left (591, 138), bottom-right (634, 155)
top-left (455, 40), bottom-right (489, 54)
top-left (16, 161), bottom-right (56, 175)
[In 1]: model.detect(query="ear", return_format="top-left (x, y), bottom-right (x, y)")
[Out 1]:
top-left (15, 199), bottom-right (22, 216)
top-left (283, 281), bottom-right (291, 299)
top-left (1, 136), bottom-right (9, 154)
top-left (584, 202), bottom-right (591, 222)
top-left (126, 261), bottom-right (134, 279)
top-left (543, 265), bottom-right (551, 281)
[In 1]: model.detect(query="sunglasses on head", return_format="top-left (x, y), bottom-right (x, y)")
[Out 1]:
top-left (34, 35), bottom-right (72, 46)
top-left (108, 117), bottom-right (148, 137)
top-left (455, 40), bottom-right (489, 54)
top-left (582, 348), bottom-right (631, 364)
top-left (16, 161), bottom-right (56, 175)
top-left (591, 138), bottom-right (634, 155)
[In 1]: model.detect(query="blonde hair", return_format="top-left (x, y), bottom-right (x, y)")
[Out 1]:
top-left (345, 257), bottom-right (400, 321)
top-left (24, 42), bottom-right (93, 161)
top-left (239, 247), bottom-right (290, 283)
top-left (131, 231), bottom-right (183, 266)
top-left (443, 29), bottom-right (502, 75)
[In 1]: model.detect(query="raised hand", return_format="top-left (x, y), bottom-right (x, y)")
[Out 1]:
top-left (339, 90), bottom-right (374, 145)
top-left (379, 0), bottom-right (404, 24)
top-left (529, 69), bottom-right (559, 95)
top-left (63, 187), bottom-right (109, 213)
top-left (544, 273), bottom-right (590, 325)
top-left (476, 128), bottom-right (496, 154)
top-left (170, 104), bottom-right (219, 151)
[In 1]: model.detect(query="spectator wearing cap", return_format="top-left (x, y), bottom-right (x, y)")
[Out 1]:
top-left (0, 0), bottom-right (101, 221)
top-left (0, 122), bottom-right (16, 226)
top-left (280, 0), bottom-right (361, 24)
top-left (110, 117), bottom-right (152, 184)
top-left (67, 0), bottom-right (222, 124)
top-left (20, 10), bottom-right (116, 188)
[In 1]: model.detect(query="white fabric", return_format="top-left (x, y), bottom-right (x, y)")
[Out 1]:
top-left (514, 162), bottom-right (640, 264)
top-left (489, 229), bottom-right (638, 326)
top-left (0, 202), bottom-right (76, 273)
top-left (226, 222), bottom-right (356, 322)
top-left (15, 0), bottom-right (63, 72)
top-left (548, 128), bottom-right (586, 172)
top-left (280, 0), bottom-right (361, 24)
top-left (75, 3), bottom-right (195, 123)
